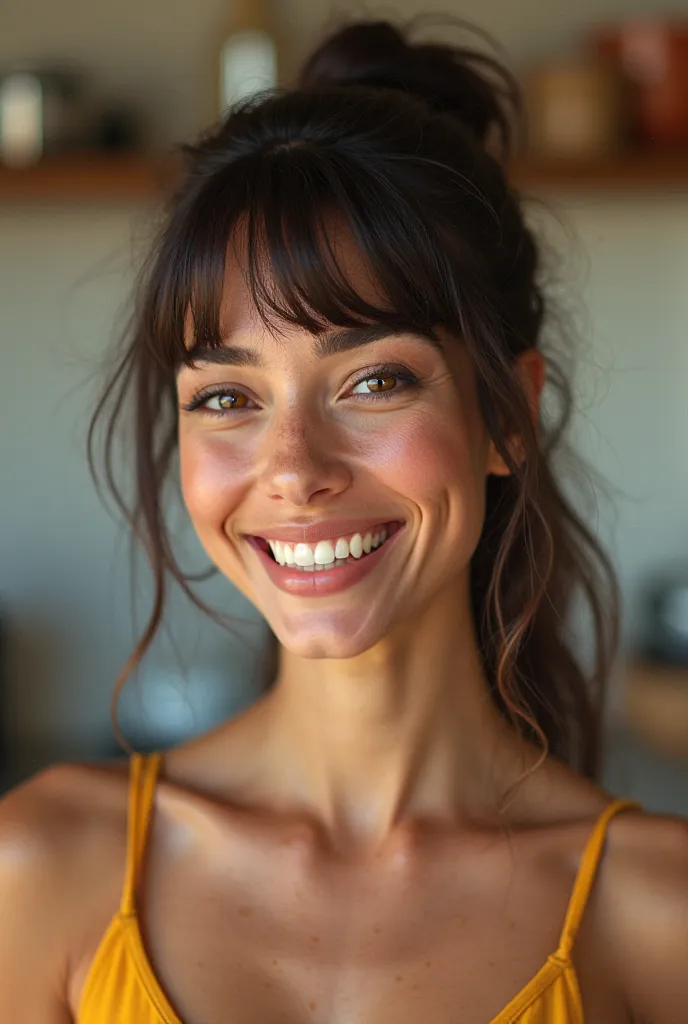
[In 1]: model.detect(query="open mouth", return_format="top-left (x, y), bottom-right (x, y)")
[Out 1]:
top-left (250, 521), bottom-right (404, 573)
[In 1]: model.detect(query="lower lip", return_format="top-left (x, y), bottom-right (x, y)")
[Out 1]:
top-left (246, 525), bottom-right (405, 597)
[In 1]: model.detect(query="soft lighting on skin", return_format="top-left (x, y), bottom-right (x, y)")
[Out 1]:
top-left (176, 229), bottom-right (544, 664)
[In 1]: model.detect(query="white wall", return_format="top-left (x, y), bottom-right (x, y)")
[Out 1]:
top-left (1, 0), bottom-right (688, 760)
top-left (531, 196), bottom-right (688, 637)
top-left (0, 206), bottom-right (267, 756)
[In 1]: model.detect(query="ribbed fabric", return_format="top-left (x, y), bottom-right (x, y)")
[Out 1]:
top-left (77, 752), bottom-right (640, 1023)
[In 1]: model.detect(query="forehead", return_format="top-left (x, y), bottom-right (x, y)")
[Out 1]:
top-left (178, 209), bottom-right (474, 396)
top-left (180, 209), bottom-right (462, 377)
top-left (217, 215), bottom-right (383, 342)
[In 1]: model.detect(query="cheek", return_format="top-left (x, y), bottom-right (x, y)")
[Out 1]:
top-left (179, 432), bottom-right (253, 528)
top-left (359, 404), bottom-right (487, 503)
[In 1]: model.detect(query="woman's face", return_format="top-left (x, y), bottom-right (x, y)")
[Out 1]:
top-left (176, 233), bottom-right (507, 659)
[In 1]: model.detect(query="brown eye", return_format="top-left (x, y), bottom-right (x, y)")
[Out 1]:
top-left (368, 375), bottom-right (396, 392)
top-left (353, 375), bottom-right (398, 395)
top-left (347, 368), bottom-right (418, 401)
top-left (181, 386), bottom-right (256, 415)
top-left (212, 391), bottom-right (249, 410)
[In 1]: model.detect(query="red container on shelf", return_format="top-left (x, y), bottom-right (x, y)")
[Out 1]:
top-left (595, 21), bottom-right (688, 149)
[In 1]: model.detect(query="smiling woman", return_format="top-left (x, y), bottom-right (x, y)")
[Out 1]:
top-left (2, 14), bottom-right (688, 1024)
top-left (91, 50), bottom-right (600, 766)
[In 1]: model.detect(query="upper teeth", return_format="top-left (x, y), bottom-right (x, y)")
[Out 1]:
top-left (267, 528), bottom-right (388, 567)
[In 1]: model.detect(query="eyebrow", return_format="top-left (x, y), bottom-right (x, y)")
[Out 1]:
top-left (185, 324), bottom-right (443, 368)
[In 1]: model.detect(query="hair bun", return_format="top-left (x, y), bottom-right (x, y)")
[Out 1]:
top-left (298, 19), bottom-right (518, 157)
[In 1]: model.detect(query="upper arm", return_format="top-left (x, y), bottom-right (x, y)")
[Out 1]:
top-left (0, 767), bottom-right (78, 1023)
top-left (608, 814), bottom-right (688, 1024)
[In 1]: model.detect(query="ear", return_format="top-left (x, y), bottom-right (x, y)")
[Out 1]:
top-left (486, 348), bottom-right (546, 478)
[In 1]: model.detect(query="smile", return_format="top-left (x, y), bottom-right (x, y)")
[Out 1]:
top-left (245, 521), bottom-right (405, 596)
top-left (260, 524), bottom-right (398, 571)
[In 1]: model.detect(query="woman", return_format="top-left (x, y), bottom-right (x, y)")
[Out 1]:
top-left (1, 17), bottom-right (686, 1024)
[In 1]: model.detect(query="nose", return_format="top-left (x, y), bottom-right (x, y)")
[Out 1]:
top-left (259, 412), bottom-right (353, 507)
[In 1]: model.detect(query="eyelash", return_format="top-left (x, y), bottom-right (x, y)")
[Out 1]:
top-left (180, 364), bottom-right (421, 417)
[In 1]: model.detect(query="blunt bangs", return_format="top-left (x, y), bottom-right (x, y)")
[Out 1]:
top-left (148, 127), bottom-right (471, 371)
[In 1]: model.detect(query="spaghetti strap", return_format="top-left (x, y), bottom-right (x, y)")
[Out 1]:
top-left (120, 752), bottom-right (163, 918)
top-left (556, 798), bottom-right (641, 959)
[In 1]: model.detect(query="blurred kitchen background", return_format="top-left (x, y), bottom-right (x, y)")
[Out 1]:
top-left (1, 0), bottom-right (688, 813)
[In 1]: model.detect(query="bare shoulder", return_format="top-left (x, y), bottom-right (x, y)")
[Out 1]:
top-left (0, 759), bottom-right (131, 1022)
top-left (605, 805), bottom-right (688, 910)
top-left (0, 757), bottom-right (131, 866)
top-left (600, 806), bottom-right (688, 1024)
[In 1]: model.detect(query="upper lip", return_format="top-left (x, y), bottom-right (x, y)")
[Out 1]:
top-left (244, 518), bottom-right (403, 545)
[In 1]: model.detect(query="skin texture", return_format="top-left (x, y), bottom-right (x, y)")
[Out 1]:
top-left (0, 231), bottom-right (686, 1024)
top-left (174, 230), bottom-right (546, 844)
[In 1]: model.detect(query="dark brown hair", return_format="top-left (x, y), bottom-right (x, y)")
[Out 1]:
top-left (89, 18), bottom-right (619, 777)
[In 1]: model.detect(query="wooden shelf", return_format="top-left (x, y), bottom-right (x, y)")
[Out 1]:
top-left (0, 152), bottom-right (174, 201)
top-left (511, 152), bottom-right (688, 193)
top-left (1, 151), bottom-right (688, 202)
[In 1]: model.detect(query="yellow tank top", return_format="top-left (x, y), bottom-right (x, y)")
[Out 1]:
top-left (77, 752), bottom-right (640, 1024)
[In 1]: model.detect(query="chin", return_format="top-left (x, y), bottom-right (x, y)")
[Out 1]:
top-left (269, 606), bottom-right (392, 660)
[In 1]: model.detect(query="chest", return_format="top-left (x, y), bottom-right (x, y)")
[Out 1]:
top-left (126, 823), bottom-right (604, 1024)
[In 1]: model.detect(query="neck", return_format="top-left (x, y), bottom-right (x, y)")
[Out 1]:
top-left (256, 574), bottom-right (533, 848)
